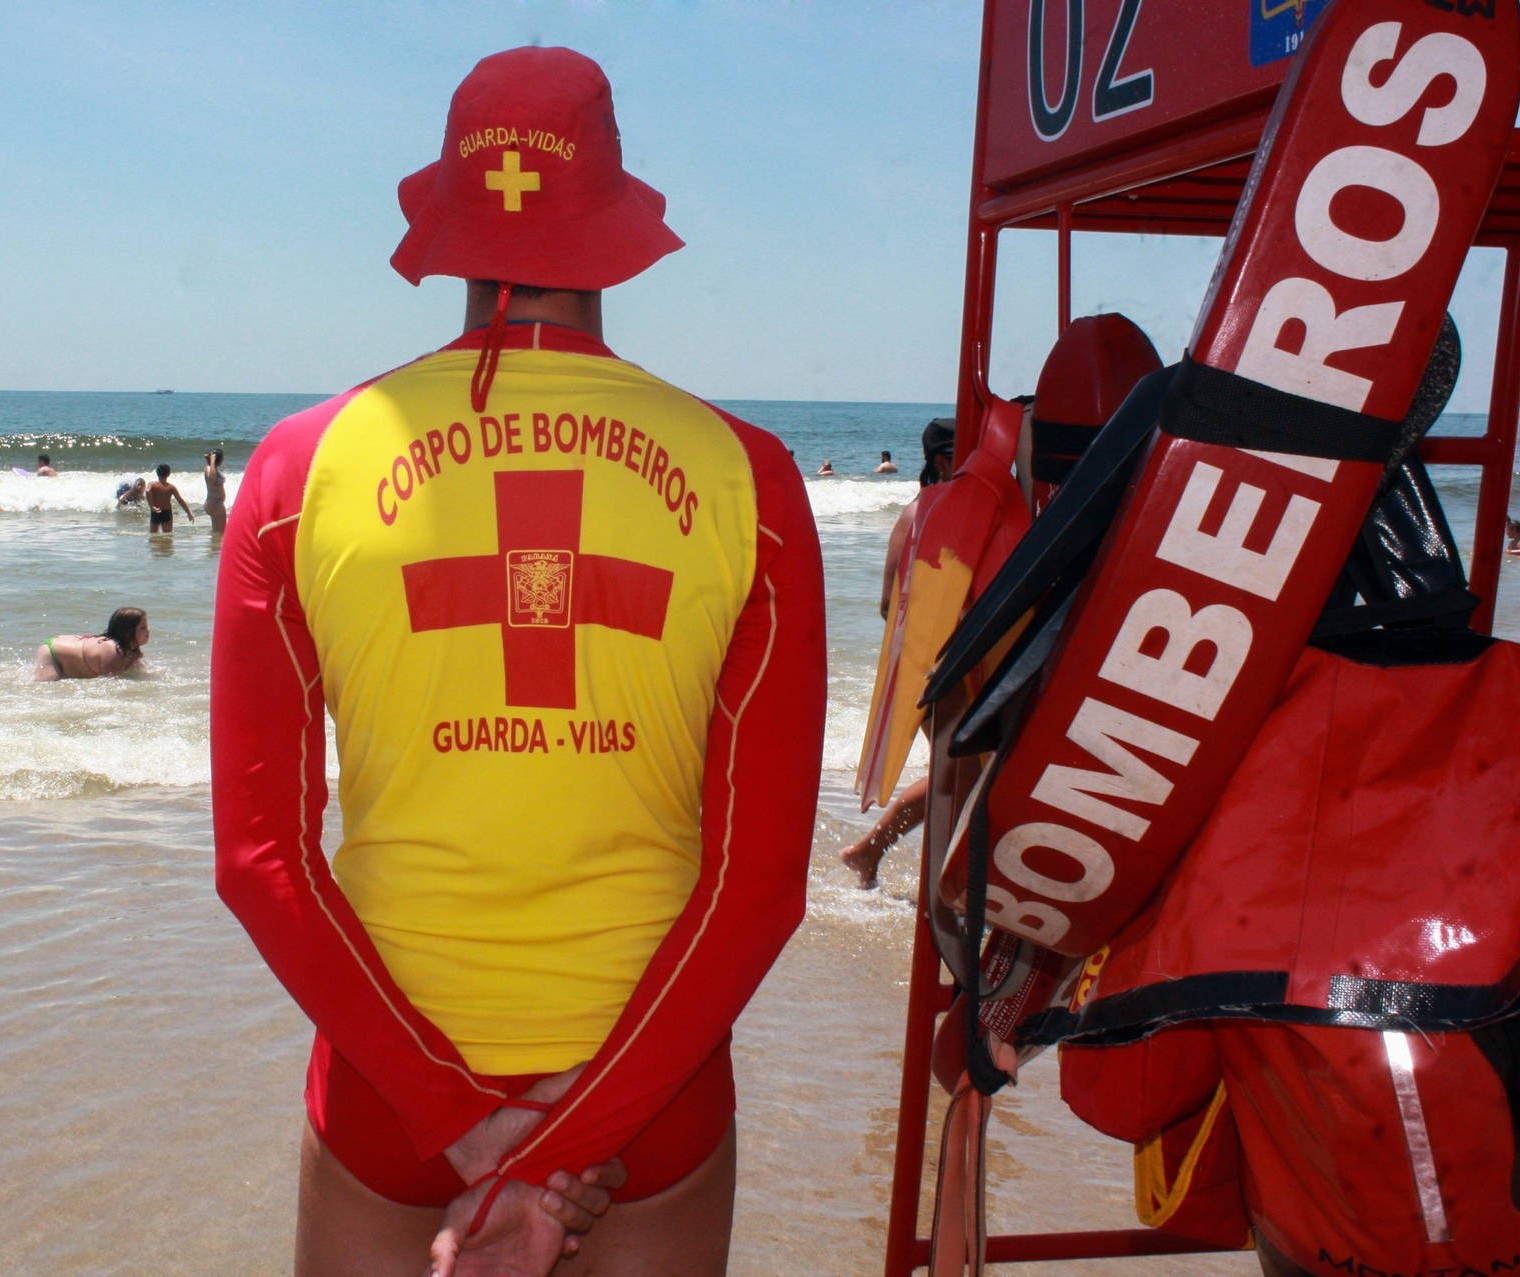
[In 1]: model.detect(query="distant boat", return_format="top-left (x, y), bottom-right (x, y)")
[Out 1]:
top-left (153, 389), bottom-right (173, 395)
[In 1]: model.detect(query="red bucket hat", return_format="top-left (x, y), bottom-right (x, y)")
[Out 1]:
top-left (391, 47), bottom-right (683, 289)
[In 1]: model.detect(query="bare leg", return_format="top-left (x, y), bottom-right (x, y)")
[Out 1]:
top-left (840, 776), bottom-right (927, 887)
top-left (570, 1121), bottom-right (735, 1277)
top-left (295, 1119), bottom-right (737, 1277)
top-left (295, 1121), bottom-right (440, 1277)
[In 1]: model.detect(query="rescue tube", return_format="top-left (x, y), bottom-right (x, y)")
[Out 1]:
top-left (932, 0), bottom-right (1520, 957)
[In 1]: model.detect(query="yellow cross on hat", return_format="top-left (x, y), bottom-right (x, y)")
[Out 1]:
top-left (485, 151), bottom-right (541, 212)
top-left (391, 48), bottom-right (683, 288)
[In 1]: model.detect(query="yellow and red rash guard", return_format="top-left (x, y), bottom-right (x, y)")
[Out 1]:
top-left (211, 322), bottom-right (826, 1179)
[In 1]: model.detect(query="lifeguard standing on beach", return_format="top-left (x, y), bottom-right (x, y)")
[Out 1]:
top-left (210, 47), bottom-right (826, 1277)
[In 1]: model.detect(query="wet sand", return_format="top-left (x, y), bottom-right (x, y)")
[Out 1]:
top-left (0, 784), bottom-right (1254, 1276)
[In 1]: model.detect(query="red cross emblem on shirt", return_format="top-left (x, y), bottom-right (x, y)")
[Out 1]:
top-left (402, 469), bottom-right (673, 709)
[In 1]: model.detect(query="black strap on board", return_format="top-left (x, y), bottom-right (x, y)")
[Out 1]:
top-left (1160, 355), bottom-right (1399, 462)
top-left (960, 767), bottom-right (1012, 1096)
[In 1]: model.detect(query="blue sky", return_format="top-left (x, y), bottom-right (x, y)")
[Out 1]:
top-left (0, 2), bottom-right (1505, 408)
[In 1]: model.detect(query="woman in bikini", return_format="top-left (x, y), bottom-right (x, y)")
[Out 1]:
top-left (35, 607), bottom-right (150, 681)
top-left (203, 449), bottom-right (228, 533)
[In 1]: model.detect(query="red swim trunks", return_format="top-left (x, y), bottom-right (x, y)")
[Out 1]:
top-left (305, 1032), bottom-right (735, 1206)
top-left (1217, 1020), bottom-right (1520, 1275)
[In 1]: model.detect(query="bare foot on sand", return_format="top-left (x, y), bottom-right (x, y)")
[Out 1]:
top-left (839, 777), bottom-right (928, 888)
top-left (841, 835), bottom-right (888, 888)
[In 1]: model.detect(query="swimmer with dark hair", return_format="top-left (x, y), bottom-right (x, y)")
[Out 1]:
top-left (34, 608), bottom-right (150, 681)
top-left (147, 464), bottom-right (195, 533)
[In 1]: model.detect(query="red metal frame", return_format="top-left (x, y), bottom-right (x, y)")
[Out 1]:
top-left (890, 0), bottom-right (1520, 1271)
top-left (882, 837), bottom-right (1231, 1277)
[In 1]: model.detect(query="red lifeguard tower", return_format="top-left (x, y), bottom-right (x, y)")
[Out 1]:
top-left (884, 1), bottom-right (1520, 1271)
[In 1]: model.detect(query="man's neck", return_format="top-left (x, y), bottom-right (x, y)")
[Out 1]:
top-left (463, 281), bottom-right (604, 340)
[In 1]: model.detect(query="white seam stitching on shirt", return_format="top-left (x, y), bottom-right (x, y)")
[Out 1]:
top-left (259, 528), bottom-right (510, 1112)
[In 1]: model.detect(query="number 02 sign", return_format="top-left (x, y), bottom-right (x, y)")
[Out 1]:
top-left (982, 0), bottom-right (1312, 187)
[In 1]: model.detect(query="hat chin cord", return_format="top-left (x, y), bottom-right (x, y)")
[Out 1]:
top-left (470, 282), bottom-right (513, 413)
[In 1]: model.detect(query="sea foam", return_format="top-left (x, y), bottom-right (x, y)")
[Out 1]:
top-left (0, 470), bottom-right (243, 516)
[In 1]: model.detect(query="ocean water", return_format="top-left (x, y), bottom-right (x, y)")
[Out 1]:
top-left (0, 386), bottom-right (1513, 1275)
top-left (0, 392), bottom-right (952, 810)
top-left (1, 391), bottom-right (1511, 802)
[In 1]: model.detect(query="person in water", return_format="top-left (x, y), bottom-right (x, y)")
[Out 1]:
top-left (210, 47), bottom-right (826, 1277)
top-left (816, 458), bottom-right (835, 475)
top-left (874, 450), bottom-right (898, 474)
top-left (34, 607), bottom-right (149, 681)
top-left (36, 453), bottom-right (57, 477)
top-left (116, 478), bottom-right (147, 508)
top-left (146, 463), bottom-right (194, 533)
top-left (202, 449), bottom-right (228, 532)
top-left (840, 419), bottom-right (955, 887)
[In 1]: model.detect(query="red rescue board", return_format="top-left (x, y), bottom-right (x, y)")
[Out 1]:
top-left (856, 398), bottom-right (1031, 809)
top-left (939, 0), bottom-right (1520, 957)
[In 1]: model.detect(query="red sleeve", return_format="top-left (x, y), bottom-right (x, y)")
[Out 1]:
top-left (495, 418), bottom-right (827, 1185)
top-left (211, 396), bottom-right (504, 1160)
